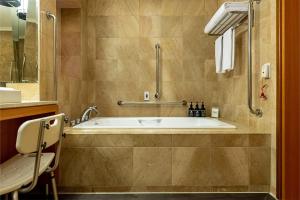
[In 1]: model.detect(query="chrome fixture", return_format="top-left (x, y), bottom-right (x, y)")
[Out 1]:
top-left (117, 100), bottom-right (187, 106)
top-left (205, 0), bottom-right (262, 117)
top-left (81, 106), bottom-right (99, 122)
top-left (117, 43), bottom-right (187, 107)
top-left (0, 0), bottom-right (20, 7)
top-left (155, 43), bottom-right (161, 99)
top-left (46, 11), bottom-right (57, 100)
top-left (247, 0), bottom-right (263, 117)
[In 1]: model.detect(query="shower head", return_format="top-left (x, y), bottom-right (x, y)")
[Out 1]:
top-left (0, 0), bottom-right (21, 7)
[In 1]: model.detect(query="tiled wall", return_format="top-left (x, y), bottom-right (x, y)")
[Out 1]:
top-left (23, 22), bottom-right (38, 82)
top-left (50, 0), bottom-right (277, 194)
top-left (59, 133), bottom-right (271, 192)
top-left (85, 0), bottom-right (218, 117)
top-left (0, 31), bottom-right (13, 82)
top-left (40, 0), bottom-right (57, 100)
top-left (57, 7), bottom-right (91, 120)
top-left (208, 0), bottom-right (277, 194)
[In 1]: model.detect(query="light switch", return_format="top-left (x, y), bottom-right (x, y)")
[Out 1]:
top-left (261, 63), bottom-right (271, 79)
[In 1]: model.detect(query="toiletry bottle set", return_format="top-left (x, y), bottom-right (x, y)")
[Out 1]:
top-left (188, 102), bottom-right (206, 117)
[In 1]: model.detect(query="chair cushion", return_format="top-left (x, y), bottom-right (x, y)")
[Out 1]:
top-left (0, 153), bottom-right (55, 195)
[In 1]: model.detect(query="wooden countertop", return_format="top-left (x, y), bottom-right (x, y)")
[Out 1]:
top-left (0, 101), bottom-right (58, 109)
top-left (0, 101), bottom-right (58, 121)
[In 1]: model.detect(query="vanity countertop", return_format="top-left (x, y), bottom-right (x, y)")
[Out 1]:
top-left (0, 101), bottom-right (58, 109)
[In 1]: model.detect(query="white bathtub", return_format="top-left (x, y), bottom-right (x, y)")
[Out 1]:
top-left (73, 117), bottom-right (236, 129)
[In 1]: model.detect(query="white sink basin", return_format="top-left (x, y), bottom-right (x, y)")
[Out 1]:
top-left (0, 87), bottom-right (21, 104)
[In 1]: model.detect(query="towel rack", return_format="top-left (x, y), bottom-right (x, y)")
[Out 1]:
top-left (117, 100), bottom-right (187, 106)
top-left (205, 0), bottom-right (262, 117)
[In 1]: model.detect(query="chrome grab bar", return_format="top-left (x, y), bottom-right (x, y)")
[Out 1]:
top-left (46, 11), bottom-right (57, 100)
top-left (117, 100), bottom-right (187, 106)
top-left (155, 43), bottom-right (160, 99)
top-left (247, 0), bottom-right (263, 117)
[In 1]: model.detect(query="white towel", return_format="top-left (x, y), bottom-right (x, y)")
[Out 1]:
top-left (204, 2), bottom-right (248, 34)
top-left (222, 27), bottom-right (235, 72)
top-left (215, 36), bottom-right (223, 73)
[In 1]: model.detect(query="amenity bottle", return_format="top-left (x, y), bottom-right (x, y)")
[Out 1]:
top-left (188, 102), bottom-right (194, 117)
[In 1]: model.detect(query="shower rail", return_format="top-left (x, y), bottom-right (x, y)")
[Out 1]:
top-left (117, 100), bottom-right (187, 106)
top-left (155, 43), bottom-right (161, 99)
top-left (46, 11), bottom-right (57, 100)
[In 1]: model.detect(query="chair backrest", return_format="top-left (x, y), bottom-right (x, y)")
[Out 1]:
top-left (16, 113), bottom-right (65, 154)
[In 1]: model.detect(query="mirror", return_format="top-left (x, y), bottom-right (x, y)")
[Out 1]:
top-left (0, 0), bottom-right (39, 83)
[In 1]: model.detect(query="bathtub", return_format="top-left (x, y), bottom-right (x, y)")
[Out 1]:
top-left (73, 117), bottom-right (236, 129)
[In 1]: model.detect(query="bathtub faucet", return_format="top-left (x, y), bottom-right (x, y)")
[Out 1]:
top-left (81, 106), bottom-right (99, 122)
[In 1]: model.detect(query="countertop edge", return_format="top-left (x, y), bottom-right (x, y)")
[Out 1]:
top-left (0, 101), bottom-right (58, 109)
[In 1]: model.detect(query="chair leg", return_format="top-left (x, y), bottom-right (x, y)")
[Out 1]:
top-left (50, 171), bottom-right (58, 200)
top-left (11, 191), bottom-right (18, 200)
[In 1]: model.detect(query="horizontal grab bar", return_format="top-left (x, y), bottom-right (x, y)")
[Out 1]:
top-left (117, 100), bottom-right (187, 106)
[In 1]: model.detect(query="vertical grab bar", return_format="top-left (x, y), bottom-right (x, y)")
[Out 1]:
top-left (247, 0), bottom-right (263, 117)
top-left (155, 43), bottom-right (161, 99)
top-left (46, 11), bottom-right (57, 100)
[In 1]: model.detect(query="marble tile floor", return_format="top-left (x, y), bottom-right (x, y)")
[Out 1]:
top-left (13, 193), bottom-right (276, 200)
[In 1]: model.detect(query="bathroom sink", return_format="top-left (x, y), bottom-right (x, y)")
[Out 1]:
top-left (0, 87), bottom-right (21, 104)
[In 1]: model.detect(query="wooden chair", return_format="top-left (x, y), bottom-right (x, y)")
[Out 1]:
top-left (0, 113), bottom-right (65, 200)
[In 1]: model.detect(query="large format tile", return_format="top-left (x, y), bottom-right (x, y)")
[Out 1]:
top-left (249, 148), bottom-right (271, 185)
top-left (172, 147), bottom-right (211, 186)
top-left (211, 148), bottom-right (249, 186)
top-left (133, 147), bottom-right (172, 186)
top-left (93, 147), bottom-right (133, 186)
top-left (172, 134), bottom-right (211, 147)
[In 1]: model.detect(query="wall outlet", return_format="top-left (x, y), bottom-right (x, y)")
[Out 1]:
top-left (144, 91), bottom-right (150, 101)
top-left (261, 63), bottom-right (271, 79)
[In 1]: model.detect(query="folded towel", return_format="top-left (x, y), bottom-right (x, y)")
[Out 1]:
top-left (222, 27), bottom-right (235, 72)
top-left (204, 2), bottom-right (248, 34)
top-left (215, 36), bottom-right (223, 73)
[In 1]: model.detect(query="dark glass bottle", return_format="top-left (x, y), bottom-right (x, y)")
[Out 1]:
top-left (200, 102), bottom-right (206, 117)
top-left (188, 102), bottom-right (194, 117)
top-left (194, 102), bottom-right (201, 117)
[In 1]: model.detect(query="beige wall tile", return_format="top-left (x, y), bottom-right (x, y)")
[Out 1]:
top-left (211, 134), bottom-right (249, 147)
top-left (94, 59), bottom-right (118, 81)
top-left (93, 147), bottom-right (133, 186)
top-left (119, 0), bottom-right (139, 16)
top-left (249, 134), bottom-right (271, 147)
top-left (118, 38), bottom-right (139, 60)
top-left (94, 0), bottom-right (119, 16)
top-left (133, 135), bottom-right (172, 147)
top-left (96, 38), bottom-right (119, 59)
top-left (211, 148), bottom-right (249, 186)
top-left (173, 134), bottom-right (211, 147)
top-left (249, 148), bottom-right (271, 185)
top-left (172, 147), bottom-right (211, 186)
top-left (59, 148), bottom-right (97, 187)
top-left (140, 0), bottom-right (161, 16)
top-left (119, 16), bottom-right (139, 37)
top-left (161, 0), bottom-right (182, 16)
top-left (140, 16), bottom-right (161, 37)
top-left (133, 147), bottom-right (172, 186)
top-left (182, 0), bottom-right (205, 16)
top-left (161, 17), bottom-right (183, 37)
top-left (95, 17), bottom-right (119, 38)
